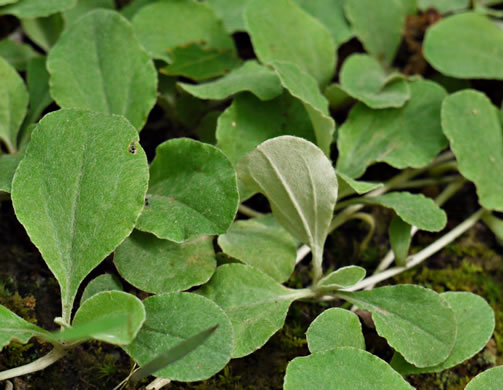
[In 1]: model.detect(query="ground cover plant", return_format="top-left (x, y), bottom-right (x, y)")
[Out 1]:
top-left (1, 0), bottom-right (503, 389)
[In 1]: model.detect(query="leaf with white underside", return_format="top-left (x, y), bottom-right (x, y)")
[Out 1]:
top-left (337, 79), bottom-right (447, 179)
top-left (441, 90), bottom-right (503, 211)
top-left (391, 292), bottom-right (495, 374)
top-left (338, 285), bottom-right (457, 367)
top-left (242, 136), bottom-right (338, 261)
top-left (198, 263), bottom-right (304, 358)
top-left (218, 215), bottom-right (297, 283)
top-left (11, 109), bottom-right (149, 320)
top-left (306, 308), bottom-right (365, 353)
top-left (284, 347), bottom-right (414, 390)
top-left (179, 60), bottom-right (283, 101)
top-left (47, 9), bottom-right (157, 130)
top-left (123, 293), bottom-right (233, 382)
top-left (424, 12), bottom-right (503, 79)
top-left (465, 366), bottom-right (503, 390)
top-left (318, 266), bottom-right (366, 289)
top-left (339, 54), bottom-right (410, 109)
top-left (136, 138), bottom-right (239, 243)
top-left (0, 0), bottom-right (76, 18)
top-left (245, 0), bottom-right (336, 85)
top-left (114, 230), bottom-right (216, 294)
top-left (389, 216), bottom-right (412, 266)
top-left (0, 57), bottom-right (28, 153)
top-left (71, 291), bottom-right (145, 345)
top-left (0, 305), bottom-right (50, 351)
top-left (272, 61), bottom-right (335, 156)
top-left (80, 274), bottom-right (123, 305)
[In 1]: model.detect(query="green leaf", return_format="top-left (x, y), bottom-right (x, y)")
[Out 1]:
top-left (24, 56), bottom-right (52, 126)
top-left (0, 39), bottom-right (39, 71)
top-left (136, 138), bottom-right (238, 243)
top-left (198, 263), bottom-right (302, 358)
top-left (324, 83), bottom-right (353, 111)
top-left (216, 92), bottom-right (316, 166)
top-left (0, 57), bottom-right (28, 153)
top-left (245, 0), bottom-right (336, 85)
top-left (161, 44), bottom-right (241, 81)
top-left (318, 266), bottom-right (366, 289)
top-left (218, 215), bottom-right (297, 283)
top-left (0, 305), bottom-right (50, 351)
top-left (306, 309), bottom-right (365, 353)
top-left (132, 0), bottom-right (235, 63)
top-left (0, 0), bottom-right (18, 6)
top-left (389, 216), bottom-right (412, 266)
top-left (120, 0), bottom-right (153, 20)
top-left (418, 0), bottom-right (469, 13)
top-left (131, 325), bottom-right (219, 383)
top-left (114, 230), bottom-right (216, 294)
top-left (47, 9), bottom-right (157, 130)
top-left (337, 79), bottom-right (447, 178)
top-left (195, 111), bottom-right (219, 145)
top-left (80, 274), bottom-right (123, 305)
top-left (0, 152), bottom-right (22, 193)
top-left (424, 12), bottom-right (503, 79)
top-left (51, 313), bottom-right (129, 342)
top-left (391, 292), bottom-right (495, 374)
top-left (206, 0), bottom-right (249, 33)
top-left (338, 285), bottom-right (457, 367)
top-left (465, 366), bottom-right (503, 390)
top-left (272, 61), bottom-right (335, 156)
top-left (337, 172), bottom-right (383, 198)
top-left (441, 90), bottom-right (503, 211)
top-left (71, 291), bottom-right (145, 345)
top-left (293, 0), bottom-right (353, 47)
top-left (482, 213), bottom-right (503, 245)
top-left (366, 192), bottom-right (447, 232)
top-left (21, 13), bottom-right (63, 52)
top-left (63, 0), bottom-right (115, 27)
top-left (11, 109), bottom-right (149, 320)
top-left (0, 0), bottom-right (76, 17)
top-left (339, 54), bottom-right (410, 109)
top-left (345, 0), bottom-right (406, 64)
top-left (284, 347), bottom-right (414, 390)
top-left (178, 60), bottom-right (283, 101)
top-left (242, 136), bottom-right (338, 261)
top-left (124, 293), bottom-right (233, 382)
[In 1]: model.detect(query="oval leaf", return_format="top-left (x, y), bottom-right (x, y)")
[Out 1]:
top-left (306, 308), bottom-right (365, 353)
top-left (124, 293), bottom-right (233, 382)
top-left (465, 366), bottom-right (503, 390)
top-left (391, 292), bottom-right (495, 374)
top-left (11, 109), bottom-right (149, 318)
top-left (441, 90), bottom-right (503, 212)
top-left (245, 0), bottom-right (336, 85)
top-left (242, 136), bottom-right (338, 259)
top-left (338, 285), bottom-right (457, 367)
top-left (80, 274), bottom-right (123, 305)
top-left (72, 291), bottom-right (145, 345)
top-left (47, 9), bottom-right (157, 130)
top-left (0, 305), bottom-right (50, 351)
top-left (284, 347), bottom-right (414, 390)
top-left (218, 215), bottom-right (297, 283)
top-left (114, 230), bottom-right (216, 294)
top-left (136, 138), bottom-right (239, 243)
top-left (0, 0), bottom-right (76, 18)
top-left (318, 266), bottom-right (366, 289)
top-left (198, 263), bottom-right (302, 358)
top-left (424, 12), bottom-right (503, 79)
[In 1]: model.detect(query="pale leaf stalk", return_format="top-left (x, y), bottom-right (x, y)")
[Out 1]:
top-left (0, 347), bottom-right (67, 381)
top-left (238, 204), bottom-right (264, 218)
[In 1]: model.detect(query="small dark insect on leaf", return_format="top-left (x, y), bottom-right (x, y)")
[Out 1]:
top-left (128, 141), bottom-right (138, 155)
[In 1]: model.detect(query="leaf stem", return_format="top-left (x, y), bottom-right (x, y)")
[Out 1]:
top-left (238, 204), bottom-right (264, 218)
top-left (0, 347), bottom-right (67, 381)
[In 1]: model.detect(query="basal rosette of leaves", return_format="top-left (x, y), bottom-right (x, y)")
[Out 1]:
top-left (0, 1), bottom-right (502, 388)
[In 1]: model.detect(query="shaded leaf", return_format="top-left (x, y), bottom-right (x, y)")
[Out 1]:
top-left (324, 83), bottom-right (353, 111)
top-left (218, 214), bottom-right (297, 283)
top-left (389, 216), bottom-right (412, 266)
top-left (114, 230), bottom-right (216, 294)
top-left (391, 292), bottom-right (495, 374)
top-left (0, 305), bottom-right (50, 351)
top-left (47, 9), bottom-right (157, 130)
top-left (136, 138), bottom-right (238, 243)
top-left (339, 54), bottom-right (410, 109)
top-left (11, 109), bottom-right (149, 319)
top-left (24, 56), bottom-right (52, 126)
top-left (318, 266), bottom-right (366, 289)
top-left (0, 39), bottom-right (39, 70)
top-left (198, 263), bottom-right (303, 358)
top-left (21, 13), bottom-right (63, 51)
top-left (337, 80), bottom-right (447, 178)
top-left (284, 347), bottom-right (414, 390)
top-left (0, 0), bottom-right (76, 18)
top-left (124, 293), bottom-right (233, 382)
top-left (306, 309), bottom-right (365, 353)
top-left (245, 0), bottom-right (336, 85)
top-left (424, 12), bottom-right (503, 79)
top-left (80, 273), bottom-right (123, 305)
top-left (465, 366), bottom-right (503, 390)
top-left (338, 285), bottom-right (457, 367)
top-left (441, 90), bottom-right (503, 211)
top-left (0, 152), bottom-right (22, 193)
top-left (179, 60), bottom-right (282, 101)
top-left (120, 0), bottom-right (153, 19)
top-left (419, 0), bottom-right (469, 13)
top-left (337, 172), bottom-right (382, 198)
top-left (63, 0), bottom-right (115, 27)
top-left (205, 0), bottom-right (250, 32)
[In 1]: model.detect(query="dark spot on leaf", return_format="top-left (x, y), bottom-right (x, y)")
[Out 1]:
top-left (128, 141), bottom-right (138, 155)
